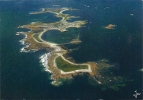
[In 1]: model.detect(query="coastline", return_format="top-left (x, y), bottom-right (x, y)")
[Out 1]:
top-left (17, 7), bottom-right (94, 86)
top-left (39, 53), bottom-right (52, 73)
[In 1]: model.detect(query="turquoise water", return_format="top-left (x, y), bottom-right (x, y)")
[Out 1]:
top-left (1, 0), bottom-right (142, 99)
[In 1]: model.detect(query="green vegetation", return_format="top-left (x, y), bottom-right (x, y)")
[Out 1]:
top-left (56, 56), bottom-right (88, 72)
top-left (33, 34), bottom-right (43, 42)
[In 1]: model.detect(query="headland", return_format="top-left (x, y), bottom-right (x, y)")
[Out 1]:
top-left (17, 7), bottom-right (128, 90)
top-left (17, 7), bottom-right (94, 85)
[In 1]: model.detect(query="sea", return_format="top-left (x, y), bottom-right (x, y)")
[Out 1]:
top-left (1, 0), bottom-right (142, 99)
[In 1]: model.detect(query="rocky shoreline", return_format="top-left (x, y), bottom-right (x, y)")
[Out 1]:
top-left (17, 7), bottom-right (93, 86)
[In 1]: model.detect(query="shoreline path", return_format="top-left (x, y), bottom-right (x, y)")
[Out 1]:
top-left (39, 29), bottom-right (92, 74)
top-left (35, 7), bottom-right (92, 74)
top-left (18, 7), bottom-right (92, 84)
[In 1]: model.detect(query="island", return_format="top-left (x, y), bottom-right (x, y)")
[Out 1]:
top-left (104, 24), bottom-right (116, 29)
top-left (17, 7), bottom-right (128, 90)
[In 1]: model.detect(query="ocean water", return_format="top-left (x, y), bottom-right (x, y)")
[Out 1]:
top-left (41, 28), bottom-right (80, 44)
top-left (1, 0), bottom-right (142, 99)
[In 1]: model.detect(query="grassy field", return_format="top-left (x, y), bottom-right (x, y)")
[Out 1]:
top-left (55, 56), bottom-right (88, 72)
top-left (33, 33), bottom-right (43, 42)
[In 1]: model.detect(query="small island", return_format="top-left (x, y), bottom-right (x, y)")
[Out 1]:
top-left (17, 7), bottom-right (128, 90)
top-left (104, 24), bottom-right (116, 29)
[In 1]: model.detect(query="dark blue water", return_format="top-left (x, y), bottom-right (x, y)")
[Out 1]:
top-left (41, 28), bottom-right (80, 44)
top-left (29, 13), bottom-right (61, 23)
top-left (1, 0), bottom-right (142, 99)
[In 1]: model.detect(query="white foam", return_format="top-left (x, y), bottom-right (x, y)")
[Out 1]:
top-left (20, 48), bottom-right (29, 52)
top-left (139, 68), bottom-right (143, 72)
top-left (39, 53), bottom-right (52, 73)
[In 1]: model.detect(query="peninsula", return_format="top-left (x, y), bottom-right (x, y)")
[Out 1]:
top-left (18, 7), bottom-right (94, 85)
top-left (17, 7), bottom-right (128, 90)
